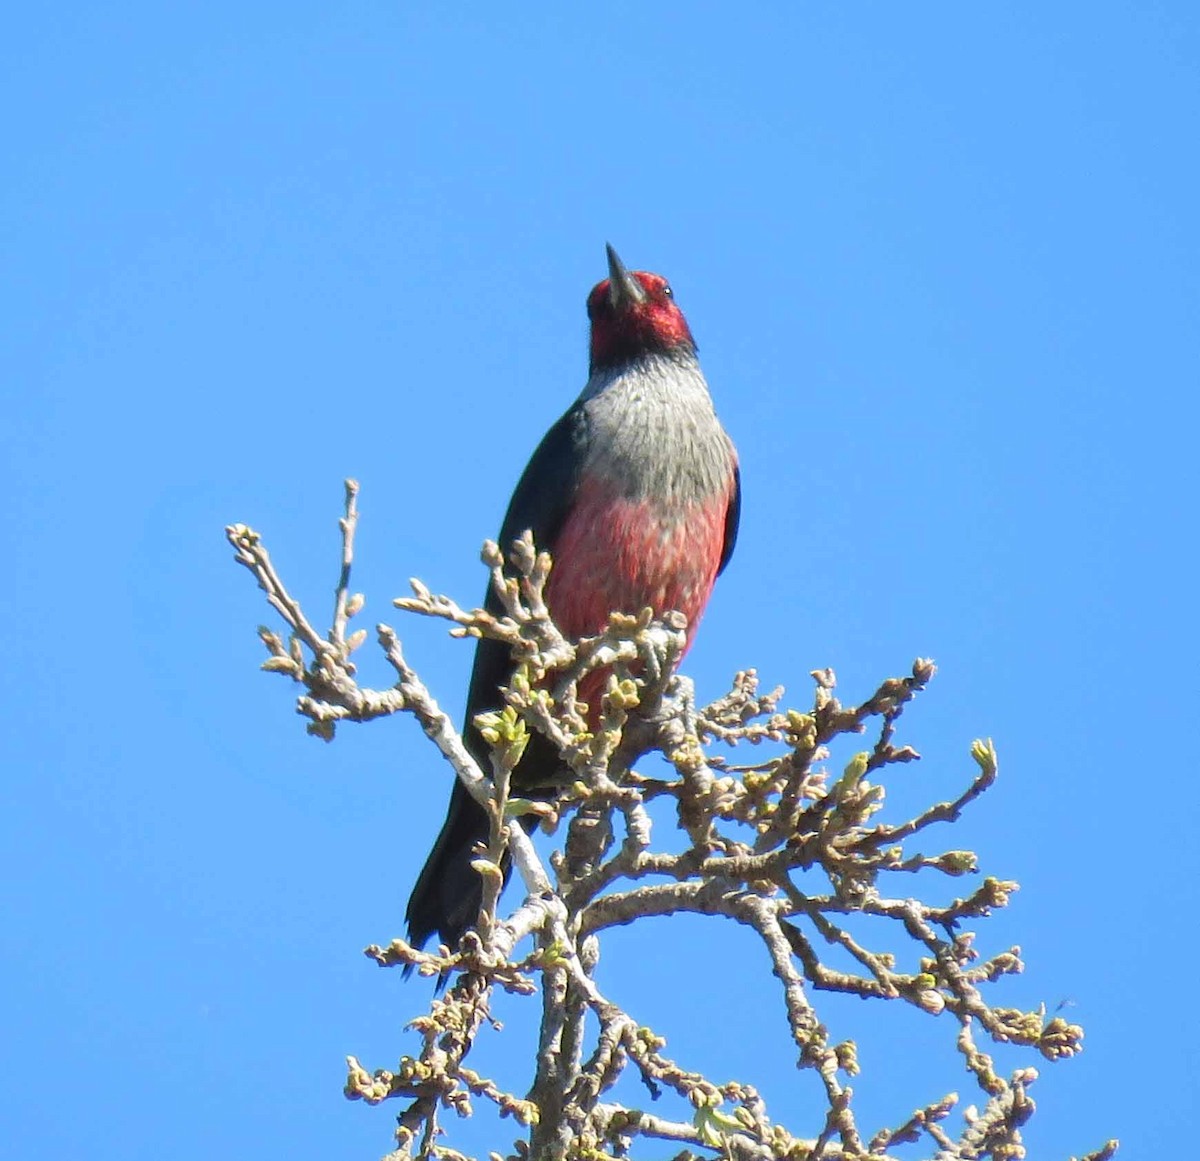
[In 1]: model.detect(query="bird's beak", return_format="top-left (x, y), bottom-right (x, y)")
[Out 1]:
top-left (606, 243), bottom-right (647, 309)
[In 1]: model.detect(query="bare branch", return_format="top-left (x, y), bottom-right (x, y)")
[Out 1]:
top-left (226, 483), bottom-right (1113, 1161)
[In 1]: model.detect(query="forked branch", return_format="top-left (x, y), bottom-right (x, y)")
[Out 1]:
top-left (227, 482), bottom-right (1113, 1161)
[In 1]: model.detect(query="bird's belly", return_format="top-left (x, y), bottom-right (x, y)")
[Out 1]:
top-left (545, 483), bottom-right (729, 651)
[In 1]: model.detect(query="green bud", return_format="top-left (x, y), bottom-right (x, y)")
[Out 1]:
top-left (835, 752), bottom-right (869, 796)
top-left (695, 1105), bottom-right (745, 1147)
top-left (942, 850), bottom-right (978, 875)
top-left (971, 737), bottom-right (998, 777)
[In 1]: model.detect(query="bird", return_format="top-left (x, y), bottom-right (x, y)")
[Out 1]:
top-left (405, 244), bottom-right (741, 962)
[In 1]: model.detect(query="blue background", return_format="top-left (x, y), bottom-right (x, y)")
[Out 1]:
top-left (2, 5), bottom-right (1194, 1157)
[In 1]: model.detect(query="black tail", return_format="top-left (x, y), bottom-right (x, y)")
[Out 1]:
top-left (405, 778), bottom-right (494, 968)
top-left (405, 645), bottom-right (562, 978)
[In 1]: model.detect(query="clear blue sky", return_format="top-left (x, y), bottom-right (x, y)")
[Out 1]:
top-left (2, 5), bottom-right (1195, 1157)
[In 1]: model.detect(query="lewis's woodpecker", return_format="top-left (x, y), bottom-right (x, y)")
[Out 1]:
top-left (405, 245), bottom-right (740, 957)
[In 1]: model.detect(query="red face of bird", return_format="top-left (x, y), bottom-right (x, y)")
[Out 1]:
top-left (586, 244), bottom-right (696, 372)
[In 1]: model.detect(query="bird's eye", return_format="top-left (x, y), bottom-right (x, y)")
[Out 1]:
top-left (662, 284), bottom-right (674, 298)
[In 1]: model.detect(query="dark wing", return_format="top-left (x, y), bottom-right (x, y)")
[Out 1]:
top-left (494, 404), bottom-right (590, 593)
top-left (406, 404), bottom-right (592, 957)
top-left (468, 403), bottom-right (589, 714)
top-left (405, 403), bottom-right (591, 956)
top-left (717, 459), bottom-right (741, 576)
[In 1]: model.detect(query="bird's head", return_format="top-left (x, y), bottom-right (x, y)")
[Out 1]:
top-left (586, 244), bottom-right (696, 373)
